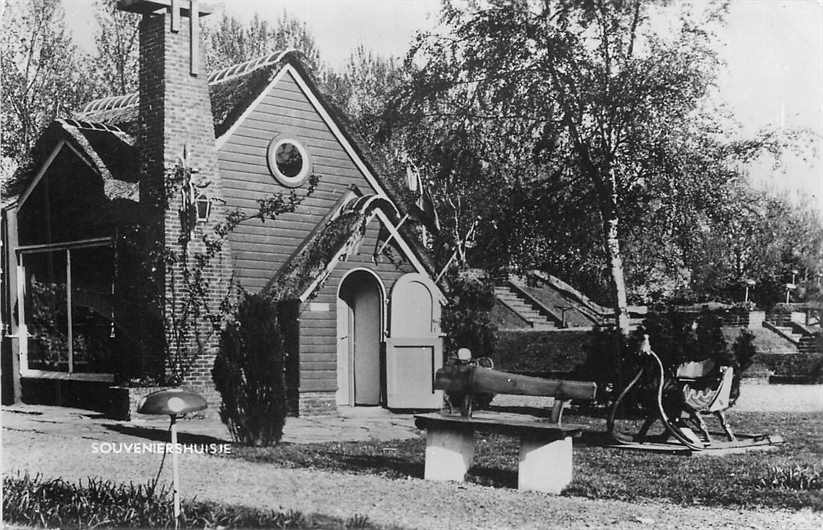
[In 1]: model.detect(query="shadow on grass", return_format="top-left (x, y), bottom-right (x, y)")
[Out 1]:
top-left (224, 410), bottom-right (823, 511)
top-left (487, 404), bottom-right (552, 417)
top-left (468, 466), bottom-right (517, 488)
top-left (231, 439), bottom-right (426, 481)
top-left (103, 423), bottom-right (229, 445)
top-left (324, 451), bottom-right (424, 479)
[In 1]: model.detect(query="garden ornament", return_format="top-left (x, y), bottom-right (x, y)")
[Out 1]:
top-left (608, 334), bottom-right (737, 451)
top-left (436, 347), bottom-right (596, 420)
top-left (137, 388), bottom-right (207, 528)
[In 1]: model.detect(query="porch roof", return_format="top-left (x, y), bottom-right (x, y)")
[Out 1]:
top-left (264, 193), bottom-right (400, 301)
top-left (4, 120), bottom-right (138, 206)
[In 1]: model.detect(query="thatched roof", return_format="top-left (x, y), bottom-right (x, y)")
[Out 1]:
top-left (4, 119), bottom-right (138, 202)
top-left (75, 50), bottom-right (298, 139)
top-left (264, 193), bottom-right (401, 300)
top-left (8, 48), bottom-right (438, 283)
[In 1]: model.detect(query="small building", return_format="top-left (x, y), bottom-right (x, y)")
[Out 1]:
top-left (1, 1), bottom-right (444, 415)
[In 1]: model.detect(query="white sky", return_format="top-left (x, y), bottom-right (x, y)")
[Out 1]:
top-left (62, 0), bottom-right (822, 213)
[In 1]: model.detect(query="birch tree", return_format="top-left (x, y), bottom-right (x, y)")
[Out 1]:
top-left (388, 0), bottom-right (735, 334)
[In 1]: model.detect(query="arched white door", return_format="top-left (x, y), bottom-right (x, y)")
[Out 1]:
top-left (386, 273), bottom-right (443, 409)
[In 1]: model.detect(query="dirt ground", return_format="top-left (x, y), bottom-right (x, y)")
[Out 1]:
top-left (3, 392), bottom-right (822, 530)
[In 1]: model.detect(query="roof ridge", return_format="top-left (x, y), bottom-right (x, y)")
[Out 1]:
top-left (79, 48), bottom-right (298, 114)
top-left (207, 48), bottom-right (295, 84)
top-left (81, 93), bottom-right (139, 113)
top-left (57, 118), bottom-right (128, 135)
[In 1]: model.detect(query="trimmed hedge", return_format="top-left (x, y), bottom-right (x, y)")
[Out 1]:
top-left (494, 323), bottom-right (819, 383)
top-left (755, 352), bottom-right (823, 382)
top-left (494, 329), bottom-right (592, 375)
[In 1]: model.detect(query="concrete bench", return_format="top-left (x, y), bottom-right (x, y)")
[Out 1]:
top-left (414, 412), bottom-right (585, 494)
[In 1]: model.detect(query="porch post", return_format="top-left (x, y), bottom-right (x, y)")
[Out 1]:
top-left (5, 207), bottom-right (22, 402)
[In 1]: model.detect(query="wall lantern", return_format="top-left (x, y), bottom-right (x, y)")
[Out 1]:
top-left (195, 193), bottom-right (212, 222)
top-left (137, 389), bottom-right (207, 528)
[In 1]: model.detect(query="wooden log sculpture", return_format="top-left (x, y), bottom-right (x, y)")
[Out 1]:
top-left (434, 364), bottom-right (597, 422)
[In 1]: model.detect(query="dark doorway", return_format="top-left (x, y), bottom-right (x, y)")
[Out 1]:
top-left (339, 270), bottom-right (383, 405)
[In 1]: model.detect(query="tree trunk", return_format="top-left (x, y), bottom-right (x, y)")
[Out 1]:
top-left (602, 167), bottom-right (631, 336)
top-left (605, 215), bottom-right (631, 335)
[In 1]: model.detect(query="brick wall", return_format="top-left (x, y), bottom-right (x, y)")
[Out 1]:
top-left (137, 12), bottom-right (231, 391)
top-left (108, 384), bottom-right (221, 420)
top-left (298, 392), bottom-right (338, 416)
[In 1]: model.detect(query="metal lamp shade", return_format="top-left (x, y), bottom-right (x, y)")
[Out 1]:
top-left (137, 389), bottom-right (207, 416)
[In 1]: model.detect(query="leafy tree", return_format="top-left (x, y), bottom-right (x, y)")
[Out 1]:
top-left (0, 0), bottom-right (95, 165)
top-left (687, 185), bottom-right (823, 306)
top-left (203, 12), bottom-right (322, 72)
top-left (384, 0), bottom-right (799, 329)
top-left (90, 0), bottom-right (140, 96)
top-left (322, 46), bottom-right (406, 147)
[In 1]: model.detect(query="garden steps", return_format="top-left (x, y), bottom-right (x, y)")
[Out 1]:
top-left (494, 286), bottom-right (557, 330)
top-left (763, 321), bottom-right (807, 345)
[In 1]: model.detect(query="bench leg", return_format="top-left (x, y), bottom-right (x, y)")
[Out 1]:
top-left (518, 435), bottom-right (572, 494)
top-left (424, 426), bottom-right (474, 482)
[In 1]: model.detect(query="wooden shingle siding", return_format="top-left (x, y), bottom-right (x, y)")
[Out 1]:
top-left (298, 216), bottom-right (416, 392)
top-left (218, 70), bottom-right (381, 293)
top-left (217, 67), bottom-right (425, 396)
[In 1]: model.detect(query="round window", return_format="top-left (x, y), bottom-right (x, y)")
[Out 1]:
top-left (267, 137), bottom-right (311, 187)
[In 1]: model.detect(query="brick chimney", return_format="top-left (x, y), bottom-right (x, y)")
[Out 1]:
top-left (118, 1), bottom-right (229, 395)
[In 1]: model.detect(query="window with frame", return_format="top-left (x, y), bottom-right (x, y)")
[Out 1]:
top-left (20, 240), bottom-right (115, 378)
top-left (266, 137), bottom-right (311, 187)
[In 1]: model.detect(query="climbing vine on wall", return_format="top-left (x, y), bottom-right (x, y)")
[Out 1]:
top-left (116, 159), bottom-right (319, 386)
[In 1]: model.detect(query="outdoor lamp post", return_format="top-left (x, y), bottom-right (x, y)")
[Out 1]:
top-left (785, 283), bottom-right (797, 304)
top-left (743, 279), bottom-right (756, 304)
top-left (137, 389), bottom-right (207, 528)
top-left (558, 305), bottom-right (572, 328)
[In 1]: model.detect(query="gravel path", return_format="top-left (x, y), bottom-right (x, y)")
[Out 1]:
top-left (3, 408), bottom-right (821, 529)
top-left (733, 383), bottom-right (823, 412)
top-left (491, 382), bottom-right (823, 414)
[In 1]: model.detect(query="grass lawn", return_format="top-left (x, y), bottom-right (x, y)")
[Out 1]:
top-left (225, 410), bottom-right (823, 511)
top-left (3, 473), bottom-right (381, 529)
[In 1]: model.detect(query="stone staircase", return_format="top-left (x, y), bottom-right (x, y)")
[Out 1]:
top-left (763, 320), bottom-right (820, 353)
top-left (772, 325), bottom-right (804, 343)
top-left (494, 284), bottom-right (557, 330)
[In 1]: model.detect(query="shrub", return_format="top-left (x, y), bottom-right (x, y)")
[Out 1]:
top-left (577, 308), bottom-right (755, 408)
top-left (574, 327), bottom-right (637, 405)
top-left (730, 329), bottom-right (756, 404)
top-left (213, 293), bottom-right (287, 446)
top-left (772, 302), bottom-right (794, 314)
top-left (759, 464), bottom-right (823, 491)
top-left (442, 268), bottom-right (497, 359)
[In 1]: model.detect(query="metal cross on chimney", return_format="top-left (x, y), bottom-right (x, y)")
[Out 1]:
top-left (117, 0), bottom-right (214, 75)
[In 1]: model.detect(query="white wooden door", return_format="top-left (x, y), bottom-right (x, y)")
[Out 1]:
top-left (386, 273), bottom-right (443, 409)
